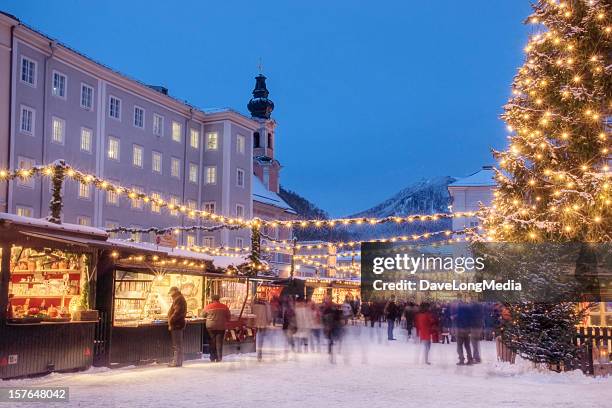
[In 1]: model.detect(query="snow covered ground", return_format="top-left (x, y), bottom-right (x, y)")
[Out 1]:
top-left (4, 325), bottom-right (611, 408)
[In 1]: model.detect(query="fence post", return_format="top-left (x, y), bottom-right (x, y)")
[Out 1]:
top-left (47, 160), bottom-right (66, 224)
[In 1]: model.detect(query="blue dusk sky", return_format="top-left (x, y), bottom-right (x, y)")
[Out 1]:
top-left (3, 0), bottom-right (534, 216)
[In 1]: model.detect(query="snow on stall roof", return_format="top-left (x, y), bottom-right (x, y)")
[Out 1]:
top-left (252, 175), bottom-right (296, 213)
top-left (107, 239), bottom-right (249, 267)
top-left (449, 166), bottom-right (496, 187)
top-left (0, 212), bottom-right (108, 238)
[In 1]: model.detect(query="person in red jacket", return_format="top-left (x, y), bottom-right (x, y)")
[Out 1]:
top-left (414, 302), bottom-right (435, 365)
top-left (203, 294), bottom-right (231, 362)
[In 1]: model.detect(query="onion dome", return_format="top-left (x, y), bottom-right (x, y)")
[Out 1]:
top-left (247, 74), bottom-right (274, 119)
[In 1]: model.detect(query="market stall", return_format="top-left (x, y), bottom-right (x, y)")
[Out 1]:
top-left (0, 213), bottom-right (104, 379)
top-left (95, 242), bottom-right (210, 367)
top-left (303, 277), bottom-right (361, 304)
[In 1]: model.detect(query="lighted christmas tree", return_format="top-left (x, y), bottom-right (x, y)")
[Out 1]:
top-left (484, 0), bottom-right (610, 242)
top-left (483, 0), bottom-right (611, 366)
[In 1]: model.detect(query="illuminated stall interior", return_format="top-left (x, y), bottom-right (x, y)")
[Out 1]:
top-left (8, 245), bottom-right (90, 321)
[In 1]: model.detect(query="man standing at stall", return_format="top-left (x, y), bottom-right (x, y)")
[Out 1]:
top-left (168, 286), bottom-right (187, 367)
top-left (203, 294), bottom-right (231, 362)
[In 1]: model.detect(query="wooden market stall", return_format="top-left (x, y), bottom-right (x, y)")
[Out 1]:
top-left (0, 213), bottom-right (106, 379)
top-left (94, 241), bottom-right (211, 367)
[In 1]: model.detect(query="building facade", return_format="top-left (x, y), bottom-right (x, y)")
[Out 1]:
top-left (0, 12), bottom-right (299, 250)
top-left (447, 165), bottom-right (495, 232)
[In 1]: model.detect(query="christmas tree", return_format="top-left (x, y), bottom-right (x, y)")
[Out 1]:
top-left (483, 0), bottom-right (611, 366)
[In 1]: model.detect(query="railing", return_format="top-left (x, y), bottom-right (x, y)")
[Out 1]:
top-left (571, 326), bottom-right (611, 375)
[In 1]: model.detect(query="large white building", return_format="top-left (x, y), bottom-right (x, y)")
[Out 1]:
top-left (447, 166), bottom-right (495, 232)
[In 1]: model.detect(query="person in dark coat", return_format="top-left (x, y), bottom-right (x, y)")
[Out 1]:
top-left (403, 302), bottom-right (416, 339)
top-left (203, 294), bottom-right (231, 362)
top-left (454, 300), bottom-right (474, 365)
top-left (470, 302), bottom-right (484, 363)
top-left (384, 295), bottom-right (399, 340)
top-left (360, 301), bottom-right (371, 326)
top-left (167, 286), bottom-right (187, 367)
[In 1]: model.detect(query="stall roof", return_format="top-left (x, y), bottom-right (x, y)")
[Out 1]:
top-left (0, 213), bottom-right (108, 239)
top-left (107, 239), bottom-right (249, 267)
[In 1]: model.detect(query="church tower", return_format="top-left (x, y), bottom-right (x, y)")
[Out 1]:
top-left (248, 74), bottom-right (281, 193)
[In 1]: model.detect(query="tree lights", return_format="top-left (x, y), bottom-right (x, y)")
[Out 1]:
top-left (483, 0), bottom-right (611, 243)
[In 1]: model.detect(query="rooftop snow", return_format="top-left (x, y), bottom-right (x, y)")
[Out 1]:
top-left (449, 167), bottom-right (496, 187)
top-left (0, 212), bottom-right (108, 238)
top-left (252, 175), bottom-right (296, 213)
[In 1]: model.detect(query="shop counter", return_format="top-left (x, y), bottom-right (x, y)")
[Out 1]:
top-left (109, 319), bottom-right (204, 366)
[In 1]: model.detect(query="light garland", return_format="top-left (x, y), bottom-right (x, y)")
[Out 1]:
top-left (2, 160), bottom-right (482, 229)
top-left (263, 228), bottom-right (472, 252)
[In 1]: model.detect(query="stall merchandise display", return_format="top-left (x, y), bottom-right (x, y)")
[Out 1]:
top-left (113, 270), bottom-right (203, 326)
top-left (7, 246), bottom-right (89, 322)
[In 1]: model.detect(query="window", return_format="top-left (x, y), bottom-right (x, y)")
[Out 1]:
top-left (236, 204), bottom-right (245, 218)
top-left (51, 117), bottom-right (65, 144)
top-left (152, 151), bottom-right (162, 173)
top-left (108, 137), bottom-right (120, 160)
top-left (236, 168), bottom-right (245, 188)
top-left (105, 221), bottom-right (119, 239)
top-left (80, 83), bottom-right (94, 110)
top-left (17, 157), bottom-right (35, 188)
top-left (106, 186), bottom-right (119, 205)
top-left (170, 195), bottom-right (180, 216)
top-left (77, 216), bottom-right (91, 226)
top-left (189, 163), bottom-right (198, 183)
top-left (78, 182), bottom-right (91, 200)
top-left (16, 206), bottom-right (33, 218)
top-left (205, 166), bottom-right (216, 184)
top-left (190, 128), bottom-right (200, 149)
top-left (236, 237), bottom-right (244, 248)
top-left (262, 167), bottom-right (270, 189)
top-left (130, 226), bottom-right (142, 243)
top-left (153, 114), bottom-right (164, 136)
top-left (203, 201), bottom-right (216, 214)
top-left (172, 121), bottom-right (182, 142)
top-left (151, 191), bottom-right (162, 213)
top-left (131, 186), bottom-right (144, 210)
top-left (20, 56), bottom-right (36, 86)
top-left (187, 200), bottom-right (197, 219)
top-left (20, 105), bottom-right (35, 135)
top-left (268, 133), bottom-right (273, 149)
top-left (134, 106), bottom-right (145, 128)
top-left (80, 128), bottom-right (92, 153)
top-left (206, 132), bottom-right (218, 150)
top-left (203, 236), bottom-right (214, 247)
top-left (253, 131), bottom-right (260, 148)
top-left (52, 71), bottom-right (67, 99)
top-left (186, 234), bottom-right (196, 247)
top-left (236, 134), bottom-right (245, 154)
top-left (132, 144), bottom-right (143, 168)
top-left (109, 96), bottom-right (121, 120)
top-left (171, 157), bottom-right (181, 178)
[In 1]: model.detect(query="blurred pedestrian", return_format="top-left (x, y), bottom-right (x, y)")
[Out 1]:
top-left (454, 300), bottom-right (474, 365)
top-left (415, 302), bottom-right (435, 364)
top-left (384, 295), bottom-right (399, 340)
top-left (252, 297), bottom-right (272, 361)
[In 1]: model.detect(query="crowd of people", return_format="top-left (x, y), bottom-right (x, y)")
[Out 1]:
top-left (168, 287), bottom-right (505, 367)
top-left (252, 293), bottom-right (504, 366)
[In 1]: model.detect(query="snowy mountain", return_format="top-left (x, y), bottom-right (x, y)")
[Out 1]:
top-left (350, 176), bottom-right (456, 218)
top-left (344, 176), bottom-right (456, 241)
top-left (281, 177), bottom-right (456, 243)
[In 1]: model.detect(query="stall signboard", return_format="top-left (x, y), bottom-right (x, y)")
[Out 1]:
top-left (156, 232), bottom-right (177, 248)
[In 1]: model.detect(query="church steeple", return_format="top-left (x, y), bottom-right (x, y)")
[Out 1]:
top-left (247, 74), bottom-right (274, 119)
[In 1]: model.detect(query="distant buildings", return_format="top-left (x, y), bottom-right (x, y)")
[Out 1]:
top-left (447, 166), bottom-right (496, 232)
top-left (0, 11), bottom-right (296, 257)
